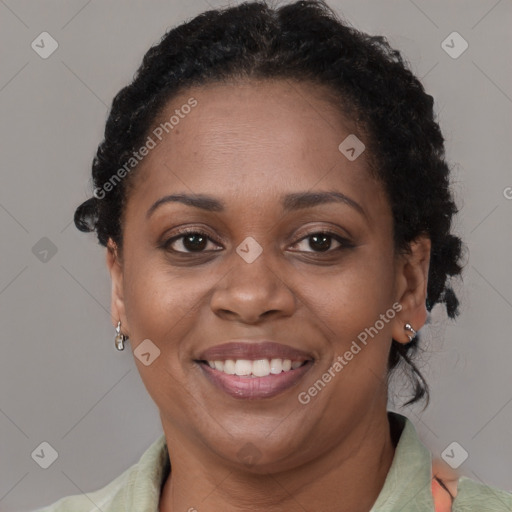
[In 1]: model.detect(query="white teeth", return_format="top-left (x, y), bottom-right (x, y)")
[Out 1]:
top-left (234, 359), bottom-right (252, 376)
top-left (270, 358), bottom-right (283, 374)
top-left (206, 358), bottom-right (305, 377)
top-left (252, 359), bottom-right (270, 377)
top-left (223, 359), bottom-right (236, 374)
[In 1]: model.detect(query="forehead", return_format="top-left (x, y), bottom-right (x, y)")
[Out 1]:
top-left (125, 79), bottom-right (380, 215)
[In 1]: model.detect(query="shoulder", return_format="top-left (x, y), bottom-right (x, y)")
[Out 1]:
top-left (388, 413), bottom-right (511, 511)
top-left (452, 476), bottom-right (512, 511)
top-left (33, 466), bottom-right (131, 511)
top-left (34, 434), bottom-right (169, 512)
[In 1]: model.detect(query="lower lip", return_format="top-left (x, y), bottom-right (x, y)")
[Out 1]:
top-left (197, 360), bottom-right (314, 400)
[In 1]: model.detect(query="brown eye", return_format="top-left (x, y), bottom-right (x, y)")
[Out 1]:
top-left (163, 229), bottom-right (222, 253)
top-left (290, 231), bottom-right (351, 253)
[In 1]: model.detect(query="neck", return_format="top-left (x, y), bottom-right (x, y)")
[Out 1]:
top-left (159, 408), bottom-right (398, 512)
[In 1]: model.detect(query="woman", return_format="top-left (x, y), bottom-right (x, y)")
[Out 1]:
top-left (36, 1), bottom-right (511, 511)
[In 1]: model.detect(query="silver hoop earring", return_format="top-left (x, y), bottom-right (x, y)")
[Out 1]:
top-left (404, 323), bottom-right (416, 342)
top-left (115, 321), bottom-right (127, 351)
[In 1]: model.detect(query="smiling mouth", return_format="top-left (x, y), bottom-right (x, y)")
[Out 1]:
top-left (195, 358), bottom-right (314, 399)
top-left (196, 358), bottom-right (309, 377)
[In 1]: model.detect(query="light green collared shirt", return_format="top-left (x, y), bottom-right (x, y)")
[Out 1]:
top-left (35, 413), bottom-right (512, 511)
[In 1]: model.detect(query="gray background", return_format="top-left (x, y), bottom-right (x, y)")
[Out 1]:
top-left (0, 0), bottom-right (511, 510)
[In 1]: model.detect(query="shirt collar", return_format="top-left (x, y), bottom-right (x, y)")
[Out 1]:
top-left (123, 432), bottom-right (170, 511)
top-left (370, 411), bottom-right (434, 511)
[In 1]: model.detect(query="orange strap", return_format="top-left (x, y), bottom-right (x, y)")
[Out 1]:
top-left (432, 477), bottom-right (453, 512)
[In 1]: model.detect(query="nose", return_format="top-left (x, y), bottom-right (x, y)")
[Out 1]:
top-left (210, 248), bottom-right (296, 324)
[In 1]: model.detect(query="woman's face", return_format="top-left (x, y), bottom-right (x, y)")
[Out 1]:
top-left (107, 79), bottom-right (429, 472)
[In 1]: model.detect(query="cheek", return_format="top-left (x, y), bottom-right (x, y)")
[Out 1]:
top-left (305, 254), bottom-right (395, 331)
top-left (122, 246), bottom-right (227, 366)
top-left (298, 253), bottom-right (397, 389)
top-left (124, 267), bottom-right (204, 342)
top-left (121, 260), bottom-right (209, 407)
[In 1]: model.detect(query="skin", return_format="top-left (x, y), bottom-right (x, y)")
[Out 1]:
top-left (106, 79), bottom-right (431, 512)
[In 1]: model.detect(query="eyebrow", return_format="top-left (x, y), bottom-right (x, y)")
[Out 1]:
top-left (146, 190), bottom-right (366, 219)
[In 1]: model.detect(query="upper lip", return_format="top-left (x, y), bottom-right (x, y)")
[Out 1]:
top-left (196, 341), bottom-right (314, 362)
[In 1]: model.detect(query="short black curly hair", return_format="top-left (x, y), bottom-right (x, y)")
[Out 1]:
top-left (75, 0), bottom-right (464, 406)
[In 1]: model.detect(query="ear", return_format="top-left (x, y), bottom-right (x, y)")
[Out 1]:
top-left (106, 238), bottom-right (129, 336)
top-left (392, 235), bottom-right (431, 344)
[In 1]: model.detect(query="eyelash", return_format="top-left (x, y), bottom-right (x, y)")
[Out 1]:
top-left (161, 227), bottom-right (353, 255)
